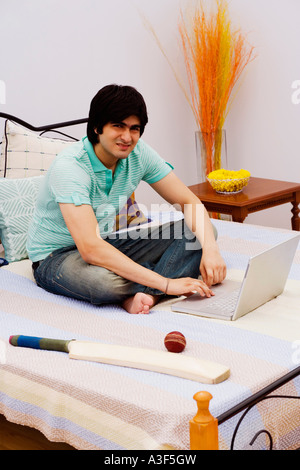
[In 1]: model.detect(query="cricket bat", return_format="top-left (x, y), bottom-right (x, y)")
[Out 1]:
top-left (9, 335), bottom-right (230, 384)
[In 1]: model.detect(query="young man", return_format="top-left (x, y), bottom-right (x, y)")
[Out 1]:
top-left (27, 84), bottom-right (226, 314)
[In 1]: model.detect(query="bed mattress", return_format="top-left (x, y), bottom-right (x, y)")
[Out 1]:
top-left (0, 216), bottom-right (299, 450)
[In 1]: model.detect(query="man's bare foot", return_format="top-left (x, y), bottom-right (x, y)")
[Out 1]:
top-left (122, 292), bottom-right (159, 314)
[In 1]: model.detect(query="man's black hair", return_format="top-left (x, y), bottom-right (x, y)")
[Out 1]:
top-left (87, 84), bottom-right (148, 144)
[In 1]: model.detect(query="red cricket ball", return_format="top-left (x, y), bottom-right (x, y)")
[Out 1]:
top-left (164, 331), bottom-right (186, 353)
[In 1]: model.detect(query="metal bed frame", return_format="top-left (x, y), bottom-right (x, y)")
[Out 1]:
top-left (0, 111), bottom-right (299, 450)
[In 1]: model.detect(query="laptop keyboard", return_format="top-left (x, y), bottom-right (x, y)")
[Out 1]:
top-left (205, 288), bottom-right (240, 314)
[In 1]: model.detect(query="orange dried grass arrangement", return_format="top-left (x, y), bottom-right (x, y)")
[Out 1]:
top-left (179, 0), bottom-right (256, 174)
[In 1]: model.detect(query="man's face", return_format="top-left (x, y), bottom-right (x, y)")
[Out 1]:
top-left (94, 115), bottom-right (141, 168)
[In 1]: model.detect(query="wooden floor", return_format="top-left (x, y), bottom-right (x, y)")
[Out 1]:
top-left (0, 414), bottom-right (75, 450)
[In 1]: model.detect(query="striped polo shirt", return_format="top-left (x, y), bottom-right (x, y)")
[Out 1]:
top-left (26, 136), bottom-right (173, 262)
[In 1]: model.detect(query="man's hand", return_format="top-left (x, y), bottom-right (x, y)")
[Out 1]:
top-left (200, 248), bottom-right (227, 287)
top-left (165, 277), bottom-right (215, 298)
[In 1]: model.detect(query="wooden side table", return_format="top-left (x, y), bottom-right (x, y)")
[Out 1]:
top-left (188, 177), bottom-right (300, 231)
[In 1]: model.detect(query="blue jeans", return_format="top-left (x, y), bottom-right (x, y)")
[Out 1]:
top-left (33, 220), bottom-right (214, 305)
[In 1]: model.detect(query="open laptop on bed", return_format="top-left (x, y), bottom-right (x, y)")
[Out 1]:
top-left (171, 234), bottom-right (300, 321)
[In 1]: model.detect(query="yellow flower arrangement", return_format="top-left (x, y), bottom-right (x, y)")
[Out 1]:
top-left (207, 169), bottom-right (251, 194)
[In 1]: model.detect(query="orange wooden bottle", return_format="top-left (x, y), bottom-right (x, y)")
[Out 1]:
top-left (189, 391), bottom-right (219, 450)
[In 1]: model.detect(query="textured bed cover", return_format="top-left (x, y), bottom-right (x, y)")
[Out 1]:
top-left (0, 217), bottom-right (299, 450)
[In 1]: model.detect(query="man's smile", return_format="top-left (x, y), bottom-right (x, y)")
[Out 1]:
top-left (116, 142), bottom-right (132, 151)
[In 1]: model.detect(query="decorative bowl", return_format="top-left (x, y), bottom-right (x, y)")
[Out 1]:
top-left (207, 169), bottom-right (251, 195)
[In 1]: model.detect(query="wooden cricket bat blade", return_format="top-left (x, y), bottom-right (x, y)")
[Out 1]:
top-left (68, 341), bottom-right (230, 384)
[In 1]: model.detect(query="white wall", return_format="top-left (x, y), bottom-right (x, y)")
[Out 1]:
top-left (224, 0), bottom-right (300, 229)
top-left (1, 0), bottom-right (299, 229)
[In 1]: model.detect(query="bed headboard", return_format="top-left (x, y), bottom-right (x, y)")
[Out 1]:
top-left (0, 112), bottom-right (89, 178)
top-left (0, 112), bottom-right (88, 141)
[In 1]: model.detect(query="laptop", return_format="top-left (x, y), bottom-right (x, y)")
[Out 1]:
top-left (171, 234), bottom-right (300, 321)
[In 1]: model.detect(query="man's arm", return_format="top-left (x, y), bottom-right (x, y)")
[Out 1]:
top-left (59, 203), bottom-right (214, 297)
top-left (150, 172), bottom-right (227, 286)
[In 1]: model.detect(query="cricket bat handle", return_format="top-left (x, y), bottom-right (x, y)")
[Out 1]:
top-left (9, 335), bottom-right (73, 353)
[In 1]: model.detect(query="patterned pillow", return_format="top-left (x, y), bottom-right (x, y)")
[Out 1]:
top-left (0, 176), bottom-right (44, 262)
top-left (115, 193), bottom-right (150, 231)
top-left (0, 120), bottom-right (74, 178)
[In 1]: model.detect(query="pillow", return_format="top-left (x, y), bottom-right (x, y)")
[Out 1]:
top-left (0, 120), bottom-right (74, 178)
top-left (0, 176), bottom-right (44, 262)
top-left (115, 193), bottom-right (150, 231)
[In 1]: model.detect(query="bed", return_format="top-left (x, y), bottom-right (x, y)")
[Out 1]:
top-left (0, 113), bottom-right (299, 451)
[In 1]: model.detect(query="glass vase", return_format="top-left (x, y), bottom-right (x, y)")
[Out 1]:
top-left (195, 129), bottom-right (228, 183)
